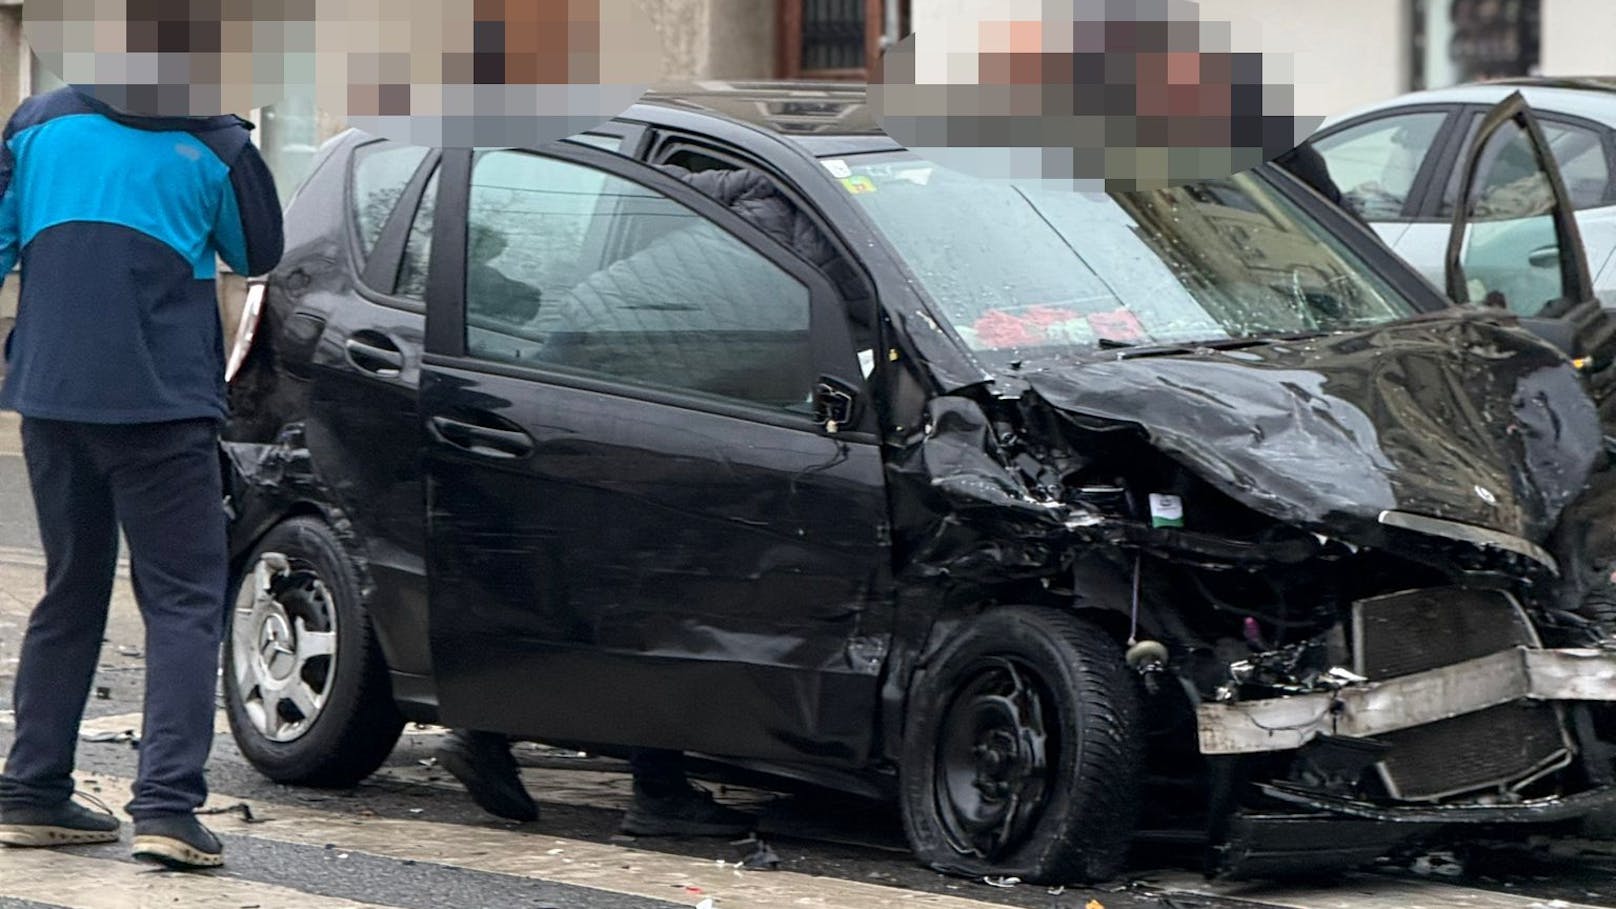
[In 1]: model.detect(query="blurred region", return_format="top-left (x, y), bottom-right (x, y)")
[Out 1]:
top-left (23, 0), bottom-right (316, 116)
top-left (871, 0), bottom-right (1323, 191)
top-left (310, 0), bottom-right (662, 148)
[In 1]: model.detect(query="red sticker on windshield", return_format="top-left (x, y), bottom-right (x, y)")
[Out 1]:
top-left (1087, 309), bottom-right (1146, 342)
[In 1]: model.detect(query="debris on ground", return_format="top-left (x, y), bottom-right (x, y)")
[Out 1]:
top-left (739, 839), bottom-right (781, 870)
top-left (79, 729), bottom-right (137, 747)
top-left (195, 802), bottom-right (260, 823)
top-left (1085, 900), bottom-right (1106, 909)
top-left (1410, 850), bottom-right (1465, 877)
top-left (983, 876), bottom-right (1021, 888)
top-left (93, 686), bottom-right (111, 700)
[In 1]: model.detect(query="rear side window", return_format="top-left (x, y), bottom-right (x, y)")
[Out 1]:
top-left (351, 143), bottom-right (431, 258)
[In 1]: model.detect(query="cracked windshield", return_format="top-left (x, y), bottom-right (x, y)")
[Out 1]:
top-left (840, 152), bottom-right (1419, 356)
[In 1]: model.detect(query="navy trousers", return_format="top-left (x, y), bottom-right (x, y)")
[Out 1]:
top-left (0, 417), bottom-right (228, 819)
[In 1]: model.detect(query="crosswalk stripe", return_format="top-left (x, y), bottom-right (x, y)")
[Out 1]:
top-left (1143, 870), bottom-right (1612, 909)
top-left (0, 848), bottom-right (393, 909)
top-left (70, 771), bottom-right (1031, 909)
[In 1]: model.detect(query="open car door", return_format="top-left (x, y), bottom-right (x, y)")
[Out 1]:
top-left (1445, 92), bottom-right (1616, 385)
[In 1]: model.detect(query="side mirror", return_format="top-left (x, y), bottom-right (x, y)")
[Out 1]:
top-left (813, 376), bottom-right (860, 433)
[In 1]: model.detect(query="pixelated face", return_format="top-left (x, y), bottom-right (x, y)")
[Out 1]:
top-left (312, 0), bottom-right (661, 148)
top-left (25, 0), bottom-right (318, 116)
top-left (25, 0), bottom-right (661, 147)
top-left (873, 0), bottom-right (1322, 192)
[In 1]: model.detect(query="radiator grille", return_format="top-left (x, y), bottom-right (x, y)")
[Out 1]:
top-left (1376, 703), bottom-right (1570, 800)
top-left (1352, 587), bottom-right (1535, 680)
top-left (1351, 588), bottom-right (1568, 800)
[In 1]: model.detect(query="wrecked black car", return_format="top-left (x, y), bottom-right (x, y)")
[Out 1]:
top-left (219, 83), bottom-right (1616, 884)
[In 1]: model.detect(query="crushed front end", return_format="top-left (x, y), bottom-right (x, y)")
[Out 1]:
top-left (893, 314), bottom-right (1616, 878)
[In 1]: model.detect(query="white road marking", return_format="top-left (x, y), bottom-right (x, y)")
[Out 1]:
top-left (0, 848), bottom-right (390, 908)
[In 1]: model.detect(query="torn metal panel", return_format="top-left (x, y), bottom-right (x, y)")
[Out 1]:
top-left (1018, 315), bottom-right (1601, 555)
top-left (1257, 781), bottom-right (1616, 825)
top-left (1197, 646), bottom-right (1616, 755)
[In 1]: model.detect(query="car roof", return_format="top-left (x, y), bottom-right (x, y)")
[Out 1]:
top-left (632, 80), bottom-right (902, 156)
top-left (1321, 78), bottom-right (1616, 130)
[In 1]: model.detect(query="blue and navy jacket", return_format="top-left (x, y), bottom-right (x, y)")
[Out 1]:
top-left (0, 87), bottom-right (283, 423)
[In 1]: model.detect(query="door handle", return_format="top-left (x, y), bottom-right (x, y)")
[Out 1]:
top-left (344, 333), bottom-right (405, 376)
top-left (429, 416), bottom-right (534, 459)
top-left (1529, 245), bottom-right (1561, 269)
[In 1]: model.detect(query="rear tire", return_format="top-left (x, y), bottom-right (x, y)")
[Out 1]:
top-left (899, 607), bottom-right (1143, 884)
top-left (224, 516), bottom-right (403, 786)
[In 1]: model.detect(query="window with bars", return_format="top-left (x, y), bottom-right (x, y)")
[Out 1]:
top-left (778, 0), bottom-right (893, 80)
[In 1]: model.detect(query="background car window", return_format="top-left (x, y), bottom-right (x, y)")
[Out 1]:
top-left (1541, 122), bottom-right (1611, 210)
top-left (464, 152), bottom-right (815, 412)
top-left (1455, 119), bottom-right (1570, 317)
top-left (395, 168), bottom-right (441, 300)
top-left (1442, 117), bottom-right (1612, 215)
top-left (1312, 112), bottom-right (1447, 220)
top-left (351, 144), bottom-right (431, 258)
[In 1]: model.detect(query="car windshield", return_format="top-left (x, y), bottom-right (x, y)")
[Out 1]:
top-left (837, 151), bottom-right (1424, 357)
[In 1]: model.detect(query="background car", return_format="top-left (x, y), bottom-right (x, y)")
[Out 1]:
top-left (1307, 76), bottom-right (1616, 309)
top-left (219, 83), bottom-right (1616, 885)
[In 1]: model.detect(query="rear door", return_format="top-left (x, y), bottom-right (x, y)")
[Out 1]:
top-left (419, 141), bottom-right (893, 765)
top-left (1444, 92), bottom-right (1616, 369)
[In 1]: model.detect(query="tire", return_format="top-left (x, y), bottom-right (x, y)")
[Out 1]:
top-left (224, 516), bottom-right (404, 786)
top-left (899, 607), bottom-right (1143, 884)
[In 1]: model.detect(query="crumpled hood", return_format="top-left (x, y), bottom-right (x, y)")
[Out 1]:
top-left (1022, 314), bottom-right (1603, 547)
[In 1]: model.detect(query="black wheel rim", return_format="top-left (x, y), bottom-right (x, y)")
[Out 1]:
top-left (933, 656), bottom-right (1058, 860)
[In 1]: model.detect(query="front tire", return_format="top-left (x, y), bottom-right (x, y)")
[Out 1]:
top-left (899, 607), bottom-right (1143, 884)
top-left (224, 516), bottom-right (404, 786)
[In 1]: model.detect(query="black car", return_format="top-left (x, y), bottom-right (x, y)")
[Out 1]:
top-left (220, 82), bottom-right (1616, 884)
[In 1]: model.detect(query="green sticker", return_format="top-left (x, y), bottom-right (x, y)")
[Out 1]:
top-left (841, 176), bottom-right (877, 195)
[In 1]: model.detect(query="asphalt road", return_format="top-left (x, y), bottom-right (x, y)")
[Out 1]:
top-left (1, 430), bottom-right (1615, 909)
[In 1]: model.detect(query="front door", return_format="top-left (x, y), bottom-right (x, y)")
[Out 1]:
top-left (1444, 93), bottom-right (1616, 375)
top-left (419, 143), bottom-right (892, 765)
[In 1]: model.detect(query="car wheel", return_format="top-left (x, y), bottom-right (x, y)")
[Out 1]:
top-left (899, 607), bottom-right (1143, 884)
top-left (224, 516), bottom-right (404, 787)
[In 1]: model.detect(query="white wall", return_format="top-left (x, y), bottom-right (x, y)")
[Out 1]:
top-left (907, 0), bottom-right (1407, 119)
top-left (1541, 0), bottom-right (1616, 77)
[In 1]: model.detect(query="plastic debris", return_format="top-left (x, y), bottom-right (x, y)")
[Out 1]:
top-left (740, 839), bottom-right (781, 871)
top-left (1048, 886), bottom-right (1066, 895)
top-left (984, 876), bottom-right (1021, 888)
top-left (1086, 901), bottom-right (1106, 909)
top-left (695, 900), bottom-right (715, 909)
top-left (94, 686), bottom-right (111, 700)
top-left (195, 802), bottom-right (259, 823)
top-left (80, 729), bottom-right (138, 747)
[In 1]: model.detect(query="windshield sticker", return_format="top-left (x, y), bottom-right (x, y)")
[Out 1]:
top-left (1087, 309), bottom-right (1147, 343)
top-left (823, 159), bottom-right (853, 179)
top-left (841, 176), bottom-right (878, 195)
top-left (895, 168), bottom-right (934, 186)
top-left (973, 306), bottom-right (1094, 349)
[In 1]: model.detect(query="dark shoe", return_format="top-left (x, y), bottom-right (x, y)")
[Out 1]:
top-left (0, 796), bottom-right (121, 847)
top-left (435, 730), bottom-right (539, 822)
top-left (620, 783), bottom-right (755, 838)
top-left (131, 814), bottom-right (224, 869)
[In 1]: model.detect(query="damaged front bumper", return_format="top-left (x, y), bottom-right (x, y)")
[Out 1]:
top-left (1198, 645), bottom-right (1616, 755)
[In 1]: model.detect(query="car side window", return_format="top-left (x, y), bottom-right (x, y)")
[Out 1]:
top-left (1541, 121), bottom-right (1612, 211)
top-left (463, 151), bottom-right (816, 413)
top-left (1311, 112), bottom-right (1448, 221)
top-left (395, 167), bottom-right (441, 300)
top-left (1442, 116), bottom-right (1612, 216)
top-left (351, 143), bottom-right (431, 259)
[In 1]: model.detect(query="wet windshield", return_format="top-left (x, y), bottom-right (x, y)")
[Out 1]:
top-left (837, 151), bottom-right (1423, 357)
